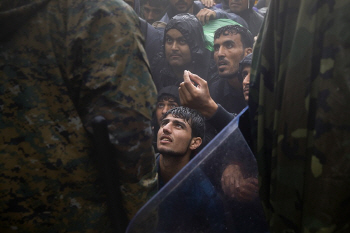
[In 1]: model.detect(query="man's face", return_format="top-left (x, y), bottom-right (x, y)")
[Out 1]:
top-left (242, 66), bottom-right (251, 102)
top-left (157, 115), bottom-right (193, 157)
top-left (165, 29), bottom-right (192, 70)
top-left (143, 3), bottom-right (165, 24)
top-left (214, 32), bottom-right (246, 78)
top-left (228, 0), bottom-right (249, 14)
top-left (170, 0), bottom-right (194, 14)
top-left (156, 97), bottom-right (179, 125)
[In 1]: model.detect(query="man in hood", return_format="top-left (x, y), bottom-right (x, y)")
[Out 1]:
top-left (151, 13), bottom-right (215, 90)
top-left (0, 0), bottom-right (157, 231)
top-left (222, 0), bottom-right (264, 36)
top-left (238, 53), bottom-right (252, 102)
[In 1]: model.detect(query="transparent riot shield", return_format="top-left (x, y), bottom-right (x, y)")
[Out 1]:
top-left (126, 108), bottom-right (269, 233)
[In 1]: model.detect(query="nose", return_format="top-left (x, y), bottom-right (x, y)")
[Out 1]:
top-left (162, 105), bottom-right (171, 114)
top-left (171, 41), bottom-right (179, 50)
top-left (243, 74), bottom-right (250, 86)
top-left (162, 122), bottom-right (172, 134)
top-left (217, 46), bottom-right (225, 58)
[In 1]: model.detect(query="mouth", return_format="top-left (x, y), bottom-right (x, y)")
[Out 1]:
top-left (217, 60), bottom-right (228, 69)
top-left (230, 3), bottom-right (241, 7)
top-left (170, 53), bottom-right (181, 59)
top-left (159, 135), bottom-right (172, 143)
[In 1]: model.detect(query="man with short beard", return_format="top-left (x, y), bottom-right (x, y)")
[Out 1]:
top-left (156, 106), bottom-right (204, 187)
top-left (209, 24), bottom-right (253, 115)
top-left (155, 106), bottom-right (226, 232)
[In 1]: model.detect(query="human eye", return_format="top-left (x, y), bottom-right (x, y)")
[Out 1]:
top-left (160, 119), bottom-right (169, 127)
top-left (170, 104), bottom-right (177, 108)
top-left (165, 37), bottom-right (173, 44)
top-left (241, 71), bottom-right (248, 78)
top-left (157, 103), bottom-right (165, 109)
top-left (175, 123), bottom-right (184, 129)
top-left (179, 38), bottom-right (187, 45)
top-left (213, 45), bottom-right (219, 52)
top-left (226, 42), bottom-right (234, 49)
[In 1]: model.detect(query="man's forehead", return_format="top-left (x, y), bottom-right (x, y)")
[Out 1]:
top-left (214, 32), bottom-right (242, 44)
top-left (164, 115), bottom-right (189, 124)
top-left (158, 97), bottom-right (177, 103)
top-left (145, 2), bottom-right (163, 9)
top-left (166, 29), bottom-right (185, 38)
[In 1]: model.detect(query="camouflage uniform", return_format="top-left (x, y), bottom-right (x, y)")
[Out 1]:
top-left (0, 0), bottom-right (157, 232)
top-left (250, 0), bottom-right (350, 232)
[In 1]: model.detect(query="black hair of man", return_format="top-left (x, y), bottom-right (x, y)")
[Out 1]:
top-left (141, 0), bottom-right (168, 8)
top-left (161, 106), bottom-right (205, 140)
top-left (214, 25), bottom-right (254, 50)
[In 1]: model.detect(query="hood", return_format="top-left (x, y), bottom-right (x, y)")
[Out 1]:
top-left (239, 53), bottom-right (253, 80)
top-left (0, 0), bottom-right (50, 41)
top-left (222, 0), bottom-right (255, 11)
top-left (157, 85), bottom-right (180, 105)
top-left (164, 13), bottom-right (206, 60)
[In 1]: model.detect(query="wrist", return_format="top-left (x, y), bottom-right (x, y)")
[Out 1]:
top-left (199, 98), bottom-right (218, 118)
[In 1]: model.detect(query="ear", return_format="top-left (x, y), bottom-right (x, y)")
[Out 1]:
top-left (244, 47), bottom-right (253, 56)
top-left (189, 137), bottom-right (202, 151)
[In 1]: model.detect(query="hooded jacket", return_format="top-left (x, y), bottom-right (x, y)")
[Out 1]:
top-left (222, 0), bottom-right (264, 36)
top-left (151, 13), bottom-right (216, 90)
top-left (0, 0), bottom-right (157, 231)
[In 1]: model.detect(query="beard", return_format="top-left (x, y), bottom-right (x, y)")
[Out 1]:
top-left (158, 140), bottom-right (192, 158)
top-left (219, 70), bottom-right (239, 79)
top-left (158, 148), bottom-right (187, 157)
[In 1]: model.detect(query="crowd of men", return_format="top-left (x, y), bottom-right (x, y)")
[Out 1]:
top-left (1, 0), bottom-right (349, 232)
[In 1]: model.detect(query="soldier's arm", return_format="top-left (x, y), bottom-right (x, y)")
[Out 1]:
top-left (67, 0), bottom-right (157, 220)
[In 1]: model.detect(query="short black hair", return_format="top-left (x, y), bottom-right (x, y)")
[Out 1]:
top-left (161, 106), bottom-right (205, 139)
top-left (214, 25), bottom-right (254, 49)
top-left (142, 0), bottom-right (168, 8)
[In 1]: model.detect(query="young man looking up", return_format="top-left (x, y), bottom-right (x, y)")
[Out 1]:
top-left (155, 107), bottom-right (227, 232)
top-left (152, 86), bottom-right (181, 152)
top-left (156, 106), bottom-right (204, 187)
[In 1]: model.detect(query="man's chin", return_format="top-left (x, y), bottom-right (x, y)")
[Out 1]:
top-left (158, 148), bottom-right (186, 157)
top-left (219, 72), bottom-right (236, 79)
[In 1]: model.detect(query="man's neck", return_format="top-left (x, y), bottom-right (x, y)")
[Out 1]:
top-left (227, 74), bottom-right (242, 90)
top-left (159, 153), bottom-right (190, 184)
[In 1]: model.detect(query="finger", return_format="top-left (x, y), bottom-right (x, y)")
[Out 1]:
top-left (205, 13), bottom-right (211, 24)
top-left (187, 72), bottom-right (207, 88)
top-left (179, 85), bottom-right (191, 106)
top-left (196, 11), bottom-right (205, 25)
top-left (183, 70), bottom-right (198, 91)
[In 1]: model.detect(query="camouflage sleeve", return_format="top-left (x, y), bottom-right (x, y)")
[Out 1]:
top-left (250, 0), bottom-right (350, 232)
top-left (66, 0), bottom-right (157, 220)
